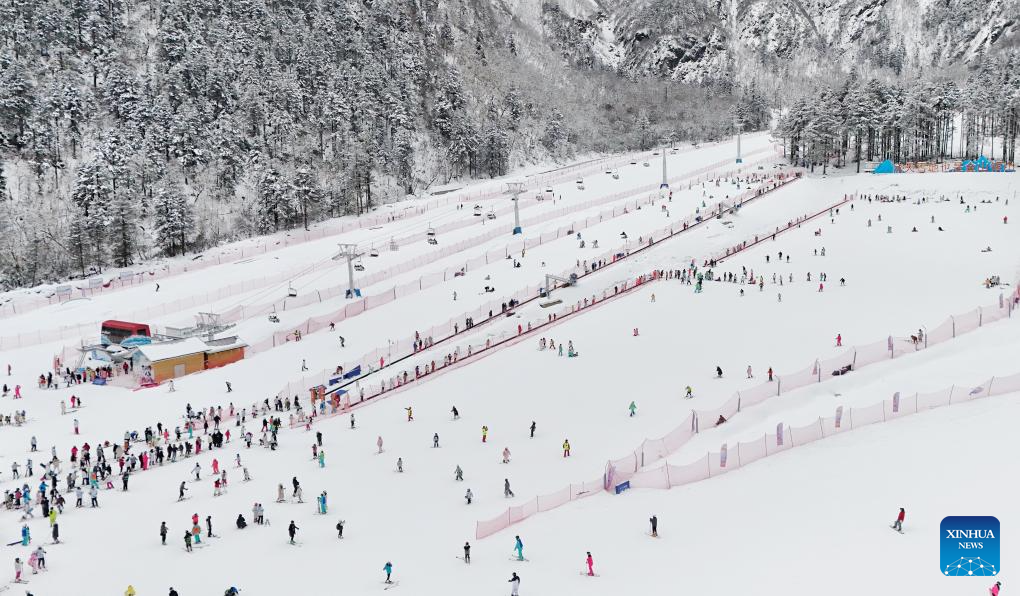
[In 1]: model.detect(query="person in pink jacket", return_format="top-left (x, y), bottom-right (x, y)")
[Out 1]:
top-left (585, 551), bottom-right (594, 576)
top-left (990, 581), bottom-right (1001, 595)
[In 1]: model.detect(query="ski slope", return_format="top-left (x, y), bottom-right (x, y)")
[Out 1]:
top-left (0, 138), bottom-right (1017, 596)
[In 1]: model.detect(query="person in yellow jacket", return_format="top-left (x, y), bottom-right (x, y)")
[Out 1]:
top-left (48, 508), bottom-right (57, 527)
top-left (125, 586), bottom-right (137, 596)
top-left (562, 439), bottom-right (571, 457)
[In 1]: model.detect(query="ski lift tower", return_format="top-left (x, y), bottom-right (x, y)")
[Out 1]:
top-left (735, 116), bottom-right (743, 164)
top-left (544, 272), bottom-right (578, 297)
top-left (506, 181), bottom-right (526, 235)
top-left (333, 243), bottom-right (363, 298)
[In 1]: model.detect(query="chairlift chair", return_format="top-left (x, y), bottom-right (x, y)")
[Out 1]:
top-left (473, 205), bottom-right (482, 216)
top-left (287, 284), bottom-right (298, 298)
top-left (612, 170), bottom-right (620, 180)
top-left (389, 237), bottom-right (399, 251)
top-left (426, 227), bottom-right (438, 245)
top-left (486, 208), bottom-right (496, 220)
top-left (354, 258), bottom-right (365, 272)
top-left (369, 247), bottom-right (380, 257)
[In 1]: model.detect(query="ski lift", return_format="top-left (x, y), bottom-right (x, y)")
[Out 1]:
top-left (473, 205), bottom-right (483, 216)
top-left (369, 247), bottom-right (380, 257)
top-left (576, 178), bottom-right (584, 190)
top-left (426, 227), bottom-right (438, 245)
top-left (544, 187), bottom-right (553, 193)
top-left (354, 258), bottom-right (365, 272)
top-left (486, 208), bottom-right (496, 220)
top-left (268, 308), bottom-right (280, 323)
top-left (287, 284), bottom-right (298, 298)
top-left (612, 170), bottom-right (620, 180)
top-left (389, 237), bottom-right (399, 251)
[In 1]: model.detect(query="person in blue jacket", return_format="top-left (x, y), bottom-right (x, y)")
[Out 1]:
top-left (21, 524), bottom-right (30, 546)
top-left (383, 561), bottom-right (393, 583)
top-left (513, 536), bottom-right (524, 560)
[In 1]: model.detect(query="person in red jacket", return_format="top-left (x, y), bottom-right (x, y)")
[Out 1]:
top-left (767, 367), bottom-right (774, 382)
top-left (891, 508), bottom-right (905, 532)
top-left (585, 552), bottom-right (594, 576)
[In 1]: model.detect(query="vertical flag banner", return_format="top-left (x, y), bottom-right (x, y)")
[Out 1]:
top-left (893, 392), bottom-right (900, 413)
top-left (720, 444), bottom-right (728, 468)
top-left (776, 423), bottom-right (784, 446)
top-left (835, 406), bottom-right (844, 429)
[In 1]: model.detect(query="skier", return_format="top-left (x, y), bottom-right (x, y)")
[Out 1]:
top-left (184, 531), bottom-right (192, 552)
top-left (529, 421), bottom-right (536, 438)
top-left (318, 449), bottom-right (325, 468)
top-left (628, 401), bottom-right (637, 417)
top-left (14, 558), bottom-right (23, 583)
top-left (746, 365), bottom-right (753, 379)
top-left (433, 433), bottom-right (440, 448)
top-left (451, 406), bottom-right (459, 420)
top-left (508, 572), bottom-right (521, 596)
top-left (465, 488), bottom-right (473, 504)
top-left (502, 447), bottom-right (511, 464)
top-left (585, 551), bottom-right (595, 576)
top-left (463, 541), bottom-right (471, 563)
top-left (383, 561), bottom-right (393, 584)
top-left (504, 479), bottom-right (514, 498)
top-left (562, 439), bottom-right (571, 457)
top-left (716, 366), bottom-right (723, 378)
top-left (891, 508), bottom-right (905, 533)
top-left (405, 407), bottom-right (413, 421)
top-left (649, 515), bottom-right (658, 537)
top-left (768, 367), bottom-right (774, 381)
top-left (397, 457), bottom-right (403, 473)
top-left (685, 386), bottom-right (693, 399)
top-left (377, 436), bottom-right (384, 454)
top-left (193, 463), bottom-right (201, 480)
top-left (160, 521), bottom-right (168, 545)
top-left (482, 426), bottom-right (488, 442)
top-left (990, 581), bottom-right (1002, 595)
top-left (225, 382), bottom-right (232, 393)
top-left (513, 536), bottom-right (524, 560)
top-left (316, 431), bottom-right (323, 447)
top-left (336, 520), bottom-right (344, 539)
top-left (836, 333), bottom-right (842, 347)
top-left (236, 515), bottom-right (247, 529)
top-left (288, 520), bottom-right (299, 544)
top-left (455, 465), bottom-right (463, 481)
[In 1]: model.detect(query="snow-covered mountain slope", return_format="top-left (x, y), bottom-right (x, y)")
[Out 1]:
top-left (535, 0), bottom-right (1019, 81)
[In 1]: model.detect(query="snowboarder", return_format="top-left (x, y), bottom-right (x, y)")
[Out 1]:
top-left (288, 521), bottom-right (299, 544)
top-left (628, 401), bottom-right (637, 417)
top-left (891, 508), bottom-right (905, 532)
top-left (513, 536), bottom-right (524, 560)
top-left (562, 439), bottom-right (571, 457)
top-left (463, 541), bottom-right (471, 563)
top-left (685, 386), bottom-right (693, 399)
top-left (504, 479), bottom-right (514, 498)
top-left (649, 515), bottom-right (658, 537)
top-left (383, 561), bottom-right (393, 584)
top-left (990, 581), bottom-right (1002, 595)
top-left (585, 551), bottom-right (595, 576)
top-left (451, 406), bottom-right (459, 420)
top-left (433, 433), bottom-right (440, 448)
top-left (508, 572), bottom-right (521, 596)
top-left (716, 366), bottom-right (723, 378)
top-left (336, 519), bottom-right (344, 538)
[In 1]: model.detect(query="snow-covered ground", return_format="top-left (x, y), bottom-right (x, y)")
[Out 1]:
top-left (0, 137), bottom-right (1017, 595)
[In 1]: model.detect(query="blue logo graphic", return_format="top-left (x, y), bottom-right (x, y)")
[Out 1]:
top-left (941, 516), bottom-right (1000, 576)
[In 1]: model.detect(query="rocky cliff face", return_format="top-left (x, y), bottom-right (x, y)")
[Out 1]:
top-left (531, 0), bottom-right (1019, 81)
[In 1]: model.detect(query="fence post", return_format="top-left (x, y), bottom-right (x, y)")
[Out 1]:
top-left (979, 307), bottom-right (983, 327)
top-left (951, 316), bottom-right (956, 337)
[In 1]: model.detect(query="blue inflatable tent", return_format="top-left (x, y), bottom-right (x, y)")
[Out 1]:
top-left (873, 159), bottom-right (896, 174)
